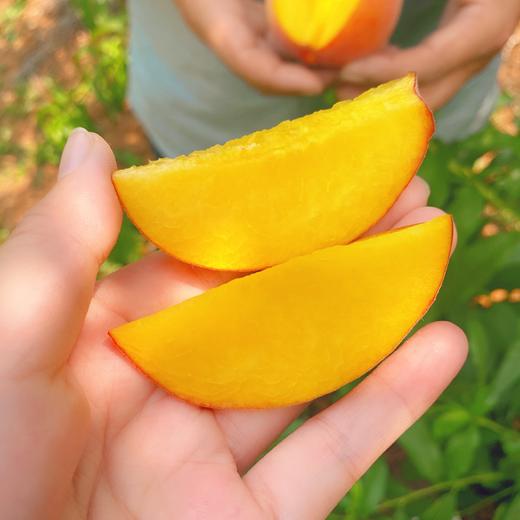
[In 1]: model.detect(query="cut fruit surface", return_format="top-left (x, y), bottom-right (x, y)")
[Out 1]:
top-left (272, 0), bottom-right (361, 49)
top-left (113, 75), bottom-right (433, 272)
top-left (110, 215), bottom-right (452, 409)
top-left (268, 0), bottom-right (403, 66)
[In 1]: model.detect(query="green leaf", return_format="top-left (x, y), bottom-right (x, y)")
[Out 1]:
top-left (109, 215), bottom-right (145, 266)
top-left (433, 408), bottom-right (471, 439)
top-left (448, 185), bottom-right (485, 246)
top-left (496, 167), bottom-right (520, 201)
top-left (115, 149), bottom-right (146, 168)
top-left (323, 88), bottom-right (338, 107)
top-left (399, 421), bottom-right (443, 483)
top-left (445, 426), bottom-right (481, 479)
top-left (341, 460), bottom-right (389, 519)
top-left (466, 316), bottom-right (490, 385)
top-left (480, 304), bottom-right (520, 354)
top-left (501, 493), bottom-right (520, 520)
top-left (421, 493), bottom-right (457, 520)
top-left (469, 386), bottom-right (495, 416)
top-left (436, 233), bottom-right (520, 313)
top-left (386, 476), bottom-right (410, 499)
top-left (419, 140), bottom-right (453, 208)
top-left (358, 458), bottom-right (389, 516)
top-left (503, 436), bottom-right (520, 463)
top-left (494, 503), bottom-right (509, 520)
top-left (344, 480), bottom-right (364, 520)
top-left (500, 435), bottom-right (520, 476)
top-left (491, 263), bottom-right (520, 290)
top-left (486, 342), bottom-right (520, 410)
top-left (392, 509), bottom-right (408, 520)
top-left (98, 260), bottom-right (122, 279)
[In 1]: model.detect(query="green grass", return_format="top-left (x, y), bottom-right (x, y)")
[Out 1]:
top-left (4, 1), bottom-right (520, 518)
top-left (0, 0), bottom-right (26, 42)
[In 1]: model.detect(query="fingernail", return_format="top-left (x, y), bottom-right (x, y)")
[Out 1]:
top-left (58, 128), bottom-right (93, 178)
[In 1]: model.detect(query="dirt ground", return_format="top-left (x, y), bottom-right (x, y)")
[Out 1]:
top-left (0, 0), bottom-right (154, 231)
top-left (1, 0), bottom-right (520, 231)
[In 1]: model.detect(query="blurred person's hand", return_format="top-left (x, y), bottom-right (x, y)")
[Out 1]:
top-left (338, 0), bottom-right (520, 110)
top-left (174, 0), bottom-right (333, 96)
top-left (0, 129), bottom-right (468, 518)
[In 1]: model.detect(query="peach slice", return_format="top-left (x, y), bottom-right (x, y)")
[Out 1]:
top-left (109, 215), bottom-right (452, 409)
top-left (113, 75), bottom-right (433, 272)
top-left (268, 0), bottom-right (403, 67)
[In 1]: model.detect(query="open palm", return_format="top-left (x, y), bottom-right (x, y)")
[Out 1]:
top-left (0, 131), bottom-right (467, 519)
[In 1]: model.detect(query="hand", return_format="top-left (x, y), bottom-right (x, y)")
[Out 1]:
top-left (174, 0), bottom-right (332, 96)
top-left (0, 130), bottom-right (467, 519)
top-left (337, 0), bottom-right (520, 110)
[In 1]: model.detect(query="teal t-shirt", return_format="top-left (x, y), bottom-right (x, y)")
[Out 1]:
top-left (393, 0), bottom-right (500, 141)
top-left (128, 0), bottom-right (500, 155)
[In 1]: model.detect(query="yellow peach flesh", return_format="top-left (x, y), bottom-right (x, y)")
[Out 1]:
top-left (110, 216), bottom-right (452, 409)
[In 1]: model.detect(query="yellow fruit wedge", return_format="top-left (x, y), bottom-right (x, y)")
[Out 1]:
top-left (272, 0), bottom-right (362, 50)
top-left (113, 75), bottom-right (434, 272)
top-left (268, 0), bottom-right (403, 66)
top-left (110, 215), bottom-right (452, 409)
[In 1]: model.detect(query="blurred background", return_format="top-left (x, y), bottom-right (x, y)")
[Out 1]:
top-left (1, 1), bottom-right (520, 518)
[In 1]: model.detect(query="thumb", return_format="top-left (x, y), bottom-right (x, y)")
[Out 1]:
top-left (0, 129), bottom-right (122, 377)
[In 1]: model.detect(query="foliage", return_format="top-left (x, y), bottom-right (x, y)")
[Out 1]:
top-left (72, 0), bottom-right (127, 114)
top-left (0, 0), bottom-right (26, 43)
top-left (330, 120), bottom-right (520, 519)
top-left (35, 0), bottom-right (127, 165)
top-left (36, 1), bottom-right (141, 271)
top-left (2, 0), bottom-right (519, 518)
top-left (36, 80), bottom-right (95, 166)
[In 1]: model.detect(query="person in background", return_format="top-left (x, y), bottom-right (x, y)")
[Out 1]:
top-left (127, 0), bottom-right (520, 157)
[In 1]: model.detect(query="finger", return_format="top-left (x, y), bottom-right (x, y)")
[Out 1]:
top-left (179, 0), bottom-right (333, 94)
top-left (214, 405), bottom-right (306, 472)
top-left (418, 59), bottom-right (489, 111)
top-left (94, 253), bottom-right (238, 324)
top-left (338, 55), bottom-right (487, 111)
top-left (0, 129), bottom-right (121, 377)
top-left (243, 0), bottom-right (266, 33)
top-left (341, 6), bottom-right (510, 85)
top-left (245, 322), bottom-right (468, 520)
top-left (203, 7), bottom-right (326, 95)
top-left (335, 83), bottom-right (367, 101)
top-left (99, 207), bottom-right (450, 472)
top-left (223, 37), bottom-right (327, 95)
top-left (393, 206), bottom-right (458, 253)
top-left (364, 176), bottom-right (430, 236)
